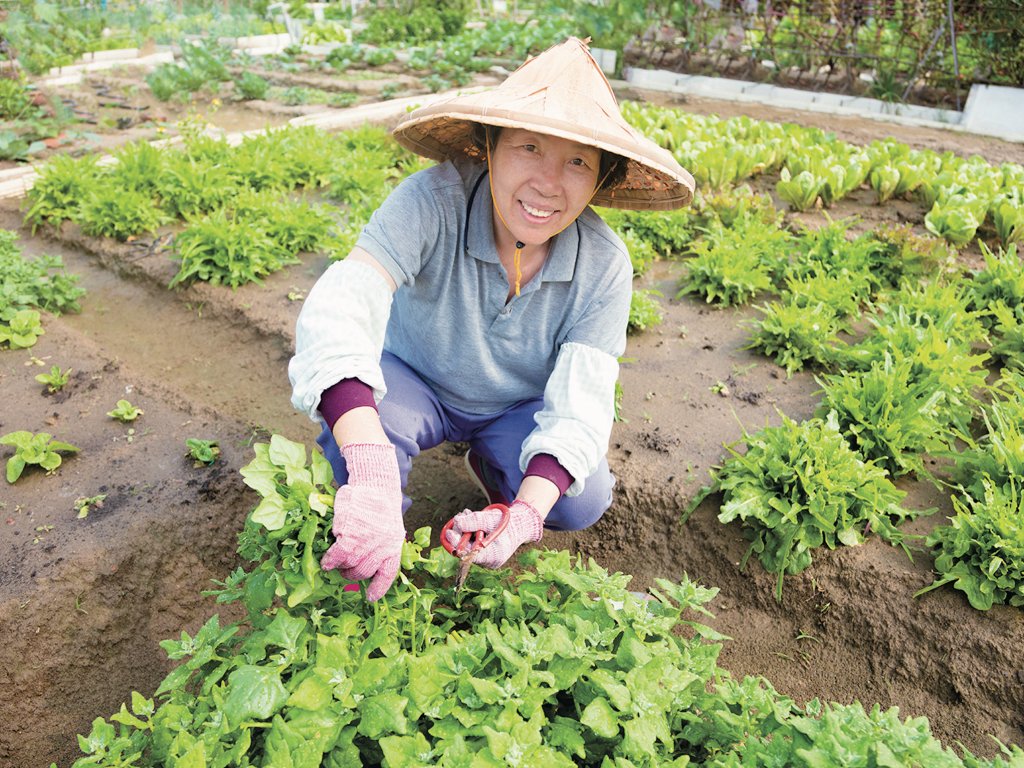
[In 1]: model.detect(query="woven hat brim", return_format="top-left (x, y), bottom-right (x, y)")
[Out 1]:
top-left (394, 98), bottom-right (695, 211)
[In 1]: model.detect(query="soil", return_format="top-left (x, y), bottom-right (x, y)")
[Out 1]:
top-left (1, 76), bottom-right (1023, 768)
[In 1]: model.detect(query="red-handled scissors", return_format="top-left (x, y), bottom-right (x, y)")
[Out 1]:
top-left (441, 503), bottom-right (511, 597)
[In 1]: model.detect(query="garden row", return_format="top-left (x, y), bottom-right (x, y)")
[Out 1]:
top-left (61, 434), bottom-right (1024, 768)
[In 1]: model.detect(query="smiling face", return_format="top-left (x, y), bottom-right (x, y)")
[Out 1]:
top-left (488, 128), bottom-right (602, 250)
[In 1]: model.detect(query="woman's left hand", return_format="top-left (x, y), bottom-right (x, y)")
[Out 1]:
top-left (444, 500), bottom-right (544, 569)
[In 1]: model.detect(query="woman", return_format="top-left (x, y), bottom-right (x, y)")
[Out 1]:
top-left (289, 37), bottom-right (694, 601)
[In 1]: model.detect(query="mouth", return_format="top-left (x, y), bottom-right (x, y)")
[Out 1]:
top-left (520, 201), bottom-right (556, 220)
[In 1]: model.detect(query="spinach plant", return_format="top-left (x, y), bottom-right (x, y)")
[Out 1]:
top-left (0, 230), bottom-right (85, 316)
top-left (1, 431), bottom-right (80, 483)
top-left (72, 434), bottom-right (732, 768)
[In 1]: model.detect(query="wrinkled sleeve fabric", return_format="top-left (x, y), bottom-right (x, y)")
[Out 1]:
top-left (289, 259), bottom-right (393, 423)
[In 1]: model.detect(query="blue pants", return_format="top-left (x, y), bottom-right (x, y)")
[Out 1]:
top-left (316, 352), bottom-right (614, 531)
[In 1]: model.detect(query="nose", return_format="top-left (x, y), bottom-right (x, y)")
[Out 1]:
top-left (531, 155), bottom-right (562, 197)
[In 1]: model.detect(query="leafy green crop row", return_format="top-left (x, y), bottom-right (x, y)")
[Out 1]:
top-left (67, 436), bottom-right (1024, 767)
top-left (23, 123), bottom-right (419, 289)
top-left (621, 103), bottom-right (1023, 250)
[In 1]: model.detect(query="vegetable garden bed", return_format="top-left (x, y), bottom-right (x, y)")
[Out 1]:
top-left (1, 87), bottom-right (1023, 768)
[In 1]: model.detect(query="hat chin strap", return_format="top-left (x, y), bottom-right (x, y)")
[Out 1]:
top-left (485, 136), bottom-right (612, 297)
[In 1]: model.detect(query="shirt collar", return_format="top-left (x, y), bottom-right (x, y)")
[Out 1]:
top-left (465, 167), bottom-right (580, 285)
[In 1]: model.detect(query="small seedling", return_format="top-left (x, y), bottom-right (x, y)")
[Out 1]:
top-left (186, 438), bottom-right (221, 467)
top-left (108, 399), bottom-right (143, 422)
top-left (33, 524), bottom-right (54, 543)
top-left (710, 381), bottom-right (730, 397)
top-left (35, 365), bottom-right (72, 392)
top-left (0, 431), bottom-right (81, 482)
top-left (75, 494), bottom-right (107, 519)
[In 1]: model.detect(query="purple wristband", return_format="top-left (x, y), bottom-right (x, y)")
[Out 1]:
top-left (525, 454), bottom-right (574, 497)
top-left (320, 378), bottom-right (377, 432)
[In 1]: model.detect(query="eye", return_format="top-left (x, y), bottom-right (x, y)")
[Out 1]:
top-left (523, 143), bottom-right (538, 152)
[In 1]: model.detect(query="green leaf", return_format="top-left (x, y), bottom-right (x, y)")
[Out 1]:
top-left (356, 691), bottom-right (409, 739)
top-left (222, 666), bottom-right (289, 728)
top-left (581, 697), bottom-right (619, 738)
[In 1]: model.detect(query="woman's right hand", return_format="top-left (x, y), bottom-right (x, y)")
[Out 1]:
top-left (320, 442), bottom-right (405, 602)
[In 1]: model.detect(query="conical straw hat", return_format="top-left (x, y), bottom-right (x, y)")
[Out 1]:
top-left (393, 37), bottom-right (695, 211)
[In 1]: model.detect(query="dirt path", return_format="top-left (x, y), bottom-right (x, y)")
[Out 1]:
top-left (1, 90), bottom-right (1023, 768)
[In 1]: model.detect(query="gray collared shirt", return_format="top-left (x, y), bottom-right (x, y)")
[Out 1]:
top-left (358, 158), bottom-right (632, 415)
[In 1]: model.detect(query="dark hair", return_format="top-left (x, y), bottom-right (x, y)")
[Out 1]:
top-left (469, 122), bottom-right (628, 192)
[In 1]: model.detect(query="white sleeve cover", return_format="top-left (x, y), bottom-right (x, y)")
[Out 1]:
top-left (289, 259), bottom-right (393, 423)
top-left (520, 341), bottom-right (619, 497)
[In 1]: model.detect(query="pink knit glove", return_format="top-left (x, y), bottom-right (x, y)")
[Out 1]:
top-left (444, 500), bottom-right (544, 569)
top-left (321, 443), bottom-right (404, 602)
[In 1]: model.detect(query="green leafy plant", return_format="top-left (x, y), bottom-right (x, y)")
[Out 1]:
top-left (949, 370), bottom-right (1024, 502)
top-left (776, 167), bottom-right (824, 211)
top-left (991, 200), bottom-right (1024, 249)
top-left (22, 153), bottom-right (110, 233)
top-left (186, 438), bottom-right (221, 467)
top-left (743, 301), bottom-right (842, 377)
top-left (35, 364), bottom-right (71, 392)
top-left (628, 289), bottom-right (663, 333)
top-left (0, 431), bottom-right (80, 483)
top-left (676, 220), bottom-right (786, 306)
top-left (924, 195), bottom-right (987, 247)
top-left (107, 400), bottom-right (143, 422)
top-left (689, 411), bottom-right (930, 599)
top-left (864, 223), bottom-right (953, 289)
top-left (78, 187), bottom-right (171, 242)
top-left (169, 207), bottom-right (300, 290)
top-left (963, 243), bottom-right (1024, 329)
top-left (72, 433), bottom-right (732, 768)
top-left (234, 71), bottom-right (270, 100)
top-left (915, 478), bottom-right (1024, 610)
top-left (0, 307), bottom-right (45, 349)
top-left (0, 230), bottom-right (86, 316)
top-left (0, 129), bottom-right (45, 162)
top-left (75, 493), bottom-right (107, 519)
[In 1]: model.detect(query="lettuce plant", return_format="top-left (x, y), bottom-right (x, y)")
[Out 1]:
top-left (743, 300), bottom-right (843, 377)
top-left (169, 208), bottom-right (300, 290)
top-left (815, 353), bottom-right (956, 479)
top-left (963, 243), bottom-right (1024, 328)
top-left (0, 307), bottom-right (44, 349)
top-left (628, 289), bottom-right (663, 333)
top-left (693, 411), bottom-right (929, 599)
top-left (915, 478), bottom-right (1024, 610)
top-left (1, 430), bottom-right (80, 482)
top-left (776, 167), bottom-right (824, 211)
top-left (21, 153), bottom-right (109, 233)
top-left (950, 370), bottom-right (1024, 502)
